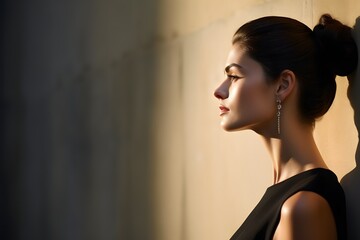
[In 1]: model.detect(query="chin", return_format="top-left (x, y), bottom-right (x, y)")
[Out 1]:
top-left (220, 121), bottom-right (250, 132)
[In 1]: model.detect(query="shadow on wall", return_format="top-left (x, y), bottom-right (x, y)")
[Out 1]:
top-left (0, 0), bottom-right (159, 239)
top-left (341, 16), bottom-right (360, 240)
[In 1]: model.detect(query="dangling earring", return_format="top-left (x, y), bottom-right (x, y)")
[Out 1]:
top-left (276, 97), bottom-right (282, 135)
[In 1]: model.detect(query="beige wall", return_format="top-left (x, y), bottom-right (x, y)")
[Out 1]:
top-left (2, 0), bottom-right (359, 240)
top-left (152, 0), bottom-right (360, 239)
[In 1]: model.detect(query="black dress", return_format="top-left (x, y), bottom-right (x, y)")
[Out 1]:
top-left (230, 168), bottom-right (347, 240)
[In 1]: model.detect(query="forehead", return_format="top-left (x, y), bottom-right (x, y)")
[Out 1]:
top-left (225, 44), bottom-right (261, 72)
top-left (226, 44), bottom-right (248, 64)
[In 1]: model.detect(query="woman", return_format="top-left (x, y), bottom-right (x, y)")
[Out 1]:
top-left (214, 14), bottom-right (358, 240)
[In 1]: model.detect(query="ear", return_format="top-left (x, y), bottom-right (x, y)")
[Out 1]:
top-left (276, 70), bottom-right (296, 101)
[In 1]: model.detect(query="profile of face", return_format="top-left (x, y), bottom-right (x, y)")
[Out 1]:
top-left (214, 44), bottom-right (278, 134)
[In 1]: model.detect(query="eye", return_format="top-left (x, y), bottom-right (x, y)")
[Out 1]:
top-left (227, 74), bottom-right (242, 81)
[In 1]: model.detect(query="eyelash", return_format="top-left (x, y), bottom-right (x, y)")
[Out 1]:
top-left (227, 75), bottom-right (242, 81)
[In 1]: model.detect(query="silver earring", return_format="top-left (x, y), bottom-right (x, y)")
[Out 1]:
top-left (276, 98), bottom-right (282, 135)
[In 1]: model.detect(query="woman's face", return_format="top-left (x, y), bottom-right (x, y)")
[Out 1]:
top-left (214, 44), bottom-right (277, 133)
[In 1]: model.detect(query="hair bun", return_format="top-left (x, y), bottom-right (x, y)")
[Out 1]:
top-left (313, 14), bottom-right (358, 76)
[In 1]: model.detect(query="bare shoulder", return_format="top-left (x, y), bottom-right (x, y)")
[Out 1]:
top-left (273, 191), bottom-right (337, 240)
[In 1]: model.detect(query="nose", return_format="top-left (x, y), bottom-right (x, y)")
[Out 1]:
top-left (214, 81), bottom-right (229, 100)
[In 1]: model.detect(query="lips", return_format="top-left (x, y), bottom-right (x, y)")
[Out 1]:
top-left (219, 105), bottom-right (230, 115)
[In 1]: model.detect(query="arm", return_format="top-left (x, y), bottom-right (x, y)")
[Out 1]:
top-left (273, 191), bottom-right (337, 240)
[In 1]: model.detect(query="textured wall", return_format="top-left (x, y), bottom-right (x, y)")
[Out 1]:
top-left (1, 0), bottom-right (360, 240)
top-left (2, 0), bottom-right (159, 239)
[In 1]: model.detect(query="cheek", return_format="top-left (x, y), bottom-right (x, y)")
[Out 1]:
top-left (252, 89), bottom-right (275, 120)
top-left (231, 81), bottom-right (274, 118)
top-left (227, 83), bottom-right (255, 121)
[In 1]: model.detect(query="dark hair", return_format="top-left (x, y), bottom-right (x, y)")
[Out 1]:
top-left (232, 14), bottom-right (358, 123)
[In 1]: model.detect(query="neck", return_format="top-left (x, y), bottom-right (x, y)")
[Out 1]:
top-left (260, 123), bottom-right (327, 184)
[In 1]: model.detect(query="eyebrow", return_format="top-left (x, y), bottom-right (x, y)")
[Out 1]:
top-left (224, 63), bottom-right (243, 74)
